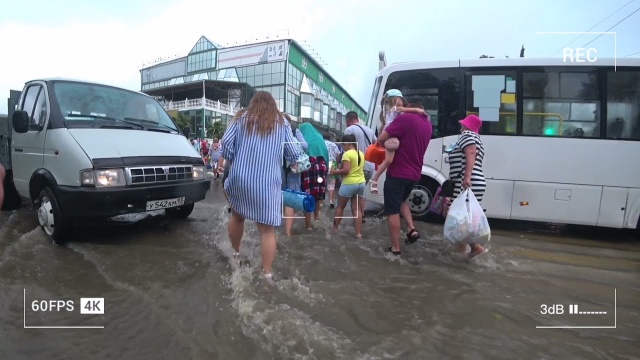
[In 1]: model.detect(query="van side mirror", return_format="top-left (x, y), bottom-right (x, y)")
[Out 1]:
top-left (12, 111), bottom-right (30, 134)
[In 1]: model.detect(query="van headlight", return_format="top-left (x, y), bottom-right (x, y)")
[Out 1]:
top-left (192, 165), bottom-right (205, 180)
top-left (81, 169), bottom-right (126, 187)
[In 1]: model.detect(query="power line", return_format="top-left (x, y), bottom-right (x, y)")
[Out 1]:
top-left (624, 50), bottom-right (640, 57)
top-left (581, 6), bottom-right (640, 47)
top-left (554, 0), bottom-right (635, 54)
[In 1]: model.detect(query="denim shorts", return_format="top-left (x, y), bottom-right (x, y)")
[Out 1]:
top-left (338, 182), bottom-right (365, 198)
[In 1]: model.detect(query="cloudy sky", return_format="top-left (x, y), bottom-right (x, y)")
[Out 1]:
top-left (1, 0), bottom-right (639, 114)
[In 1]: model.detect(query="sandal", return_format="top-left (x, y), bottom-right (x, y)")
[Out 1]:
top-left (405, 228), bottom-right (420, 245)
top-left (468, 248), bottom-right (488, 260)
top-left (387, 247), bottom-right (401, 256)
top-left (368, 180), bottom-right (379, 195)
top-left (356, 234), bottom-right (363, 241)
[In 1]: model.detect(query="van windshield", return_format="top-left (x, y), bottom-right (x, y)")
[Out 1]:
top-left (53, 81), bottom-right (179, 131)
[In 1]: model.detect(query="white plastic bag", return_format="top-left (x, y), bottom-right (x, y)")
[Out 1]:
top-left (443, 189), bottom-right (491, 246)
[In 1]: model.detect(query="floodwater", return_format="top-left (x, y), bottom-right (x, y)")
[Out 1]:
top-left (1, 181), bottom-right (639, 360)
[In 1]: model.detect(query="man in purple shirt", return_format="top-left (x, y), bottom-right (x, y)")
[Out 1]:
top-left (376, 96), bottom-right (432, 256)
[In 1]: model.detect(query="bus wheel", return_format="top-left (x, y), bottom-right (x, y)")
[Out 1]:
top-left (408, 177), bottom-right (440, 222)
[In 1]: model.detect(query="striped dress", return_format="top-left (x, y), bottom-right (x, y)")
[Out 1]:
top-left (448, 130), bottom-right (486, 202)
top-left (221, 114), bottom-right (304, 226)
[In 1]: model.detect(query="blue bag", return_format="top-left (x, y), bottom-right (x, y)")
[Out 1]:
top-left (282, 189), bottom-right (315, 212)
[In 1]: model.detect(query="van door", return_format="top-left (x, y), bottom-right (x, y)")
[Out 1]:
top-left (11, 82), bottom-right (50, 198)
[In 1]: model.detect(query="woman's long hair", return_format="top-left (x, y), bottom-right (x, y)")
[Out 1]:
top-left (239, 91), bottom-right (284, 136)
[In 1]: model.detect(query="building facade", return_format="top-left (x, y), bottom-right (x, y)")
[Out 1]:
top-left (140, 36), bottom-right (367, 137)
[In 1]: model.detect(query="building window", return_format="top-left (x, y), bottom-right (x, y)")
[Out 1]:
top-left (606, 70), bottom-right (640, 140)
top-left (319, 73), bottom-right (324, 83)
top-left (314, 98), bottom-right (322, 122)
top-left (237, 62), bottom-right (284, 87)
top-left (465, 70), bottom-right (517, 135)
top-left (322, 103), bottom-right (329, 125)
top-left (187, 50), bottom-right (216, 73)
top-left (329, 107), bottom-right (336, 128)
top-left (302, 58), bottom-right (307, 69)
top-left (301, 93), bottom-right (313, 118)
top-left (523, 70), bottom-right (600, 138)
top-left (287, 65), bottom-right (303, 91)
top-left (286, 90), bottom-right (300, 117)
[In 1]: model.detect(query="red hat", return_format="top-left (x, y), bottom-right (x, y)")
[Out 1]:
top-left (459, 114), bottom-right (482, 133)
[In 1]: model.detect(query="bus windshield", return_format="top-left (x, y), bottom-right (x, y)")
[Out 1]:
top-left (366, 76), bottom-right (382, 127)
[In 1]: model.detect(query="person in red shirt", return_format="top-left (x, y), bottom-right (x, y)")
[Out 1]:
top-left (200, 139), bottom-right (209, 157)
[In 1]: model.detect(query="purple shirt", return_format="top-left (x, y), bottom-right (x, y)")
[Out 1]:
top-left (384, 112), bottom-right (432, 181)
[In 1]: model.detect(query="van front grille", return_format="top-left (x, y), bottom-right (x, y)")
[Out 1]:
top-left (126, 165), bottom-right (193, 185)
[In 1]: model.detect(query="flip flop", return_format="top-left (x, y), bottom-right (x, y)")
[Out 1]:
top-left (405, 228), bottom-right (420, 245)
top-left (368, 180), bottom-right (379, 195)
top-left (387, 247), bottom-right (401, 256)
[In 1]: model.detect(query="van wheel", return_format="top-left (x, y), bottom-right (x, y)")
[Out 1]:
top-left (408, 177), bottom-right (441, 222)
top-left (165, 203), bottom-right (195, 218)
top-left (37, 187), bottom-right (71, 244)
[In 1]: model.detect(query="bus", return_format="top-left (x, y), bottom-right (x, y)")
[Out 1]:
top-left (364, 56), bottom-right (640, 232)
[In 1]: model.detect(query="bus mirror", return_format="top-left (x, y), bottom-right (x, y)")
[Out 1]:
top-left (12, 111), bottom-right (29, 134)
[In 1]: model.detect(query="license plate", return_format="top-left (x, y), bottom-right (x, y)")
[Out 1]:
top-left (146, 197), bottom-right (185, 211)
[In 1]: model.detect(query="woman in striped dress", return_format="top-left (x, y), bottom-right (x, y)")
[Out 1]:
top-left (221, 92), bottom-right (304, 280)
top-left (446, 114), bottom-right (487, 259)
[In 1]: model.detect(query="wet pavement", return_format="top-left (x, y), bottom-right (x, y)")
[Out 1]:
top-left (1, 180), bottom-right (639, 360)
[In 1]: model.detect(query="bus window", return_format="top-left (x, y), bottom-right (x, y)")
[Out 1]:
top-left (464, 69), bottom-right (517, 135)
top-left (384, 67), bottom-right (461, 138)
top-left (366, 76), bottom-right (382, 127)
top-left (523, 70), bottom-right (600, 138)
top-left (606, 70), bottom-right (640, 140)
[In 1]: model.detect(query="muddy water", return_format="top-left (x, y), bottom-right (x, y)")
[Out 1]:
top-left (1, 183), bottom-right (638, 360)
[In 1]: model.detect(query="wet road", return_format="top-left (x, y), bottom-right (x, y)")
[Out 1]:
top-left (1, 181), bottom-right (639, 360)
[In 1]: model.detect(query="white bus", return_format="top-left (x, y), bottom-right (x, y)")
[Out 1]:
top-left (364, 57), bottom-right (640, 231)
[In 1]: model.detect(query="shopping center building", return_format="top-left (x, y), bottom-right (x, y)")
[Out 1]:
top-left (140, 36), bottom-right (367, 138)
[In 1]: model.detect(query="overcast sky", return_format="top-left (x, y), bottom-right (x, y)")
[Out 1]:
top-left (1, 0), bottom-right (639, 114)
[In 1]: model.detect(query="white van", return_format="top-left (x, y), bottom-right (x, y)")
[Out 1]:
top-left (1, 79), bottom-right (211, 243)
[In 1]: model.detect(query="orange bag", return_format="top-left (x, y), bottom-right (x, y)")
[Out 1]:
top-left (365, 143), bottom-right (386, 165)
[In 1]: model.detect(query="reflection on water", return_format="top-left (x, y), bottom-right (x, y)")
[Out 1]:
top-left (0, 186), bottom-right (638, 360)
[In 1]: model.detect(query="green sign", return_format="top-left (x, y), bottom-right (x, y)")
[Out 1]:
top-left (288, 43), bottom-right (366, 119)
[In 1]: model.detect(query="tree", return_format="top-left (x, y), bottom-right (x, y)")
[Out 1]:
top-left (520, 45), bottom-right (525, 58)
top-left (209, 121), bottom-right (226, 139)
top-left (479, 54), bottom-right (495, 58)
top-left (169, 111), bottom-right (191, 136)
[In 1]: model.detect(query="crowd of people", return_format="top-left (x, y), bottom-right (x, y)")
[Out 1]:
top-left (0, 88), bottom-right (488, 279)
top-left (218, 89), bottom-right (489, 281)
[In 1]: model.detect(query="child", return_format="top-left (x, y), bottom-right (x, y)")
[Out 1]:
top-left (369, 89), bottom-right (427, 195)
top-left (209, 139), bottom-right (221, 179)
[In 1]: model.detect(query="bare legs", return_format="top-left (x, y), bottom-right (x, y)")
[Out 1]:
top-left (332, 196), bottom-right (350, 229)
top-left (332, 195), bottom-right (363, 239)
top-left (386, 214), bottom-right (402, 252)
top-left (351, 195), bottom-right (364, 239)
top-left (304, 200), bottom-right (320, 225)
top-left (228, 209), bottom-right (277, 275)
top-left (399, 200), bottom-right (417, 235)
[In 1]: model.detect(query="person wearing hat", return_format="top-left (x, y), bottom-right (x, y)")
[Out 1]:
top-left (369, 89), bottom-right (427, 195)
top-left (444, 114), bottom-right (488, 259)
